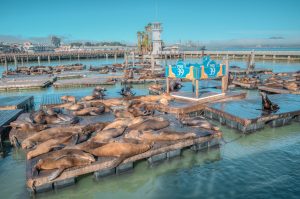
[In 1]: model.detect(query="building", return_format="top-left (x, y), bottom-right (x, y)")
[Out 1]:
top-left (151, 22), bottom-right (163, 55)
top-left (23, 42), bottom-right (55, 53)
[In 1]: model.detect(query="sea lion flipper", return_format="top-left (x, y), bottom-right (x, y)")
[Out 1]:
top-left (89, 111), bottom-right (98, 116)
top-left (48, 168), bottom-right (65, 181)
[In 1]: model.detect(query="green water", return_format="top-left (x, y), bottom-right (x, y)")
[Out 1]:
top-left (0, 58), bottom-right (299, 199)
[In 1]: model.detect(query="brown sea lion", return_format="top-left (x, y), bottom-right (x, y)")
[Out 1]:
top-left (27, 134), bottom-right (79, 159)
top-left (125, 130), bottom-right (197, 142)
top-left (92, 127), bottom-right (126, 143)
top-left (34, 151), bottom-right (95, 181)
top-left (89, 142), bottom-right (151, 158)
top-left (128, 117), bottom-right (170, 131)
top-left (52, 102), bottom-right (74, 109)
top-left (103, 117), bottom-right (144, 130)
top-left (180, 116), bottom-right (220, 131)
top-left (61, 95), bottom-right (76, 103)
top-left (113, 109), bottom-right (135, 118)
top-left (21, 126), bottom-right (86, 149)
top-left (81, 95), bottom-right (96, 101)
top-left (260, 92), bottom-right (279, 111)
top-left (65, 103), bottom-right (83, 111)
top-left (73, 107), bottom-right (105, 116)
top-left (94, 86), bottom-right (107, 92)
top-left (10, 121), bottom-right (47, 132)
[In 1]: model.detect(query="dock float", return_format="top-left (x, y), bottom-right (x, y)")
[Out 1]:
top-left (121, 78), bottom-right (165, 85)
top-left (0, 76), bottom-right (55, 91)
top-left (0, 109), bottom-right (23, 152)
top-left (203, 94), bottom-right (300, 133)
top-left (258, 86), bottom-right (300, 94)
top-left (53, 76), bottom-right (115, 88)
top-left (229, 68), bottom-right (272, 75)
top-left (26, 131), bottom-right (222, 194)
top-left (0, 96), bottom-right (34, 111)
top-left (231, 80), bottom-right (260, 89)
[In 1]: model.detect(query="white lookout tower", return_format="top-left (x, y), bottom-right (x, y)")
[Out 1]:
top-left (152, 22), bottom-right (163, 55)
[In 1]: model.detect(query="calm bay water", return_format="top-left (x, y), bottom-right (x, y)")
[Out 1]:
top-left (0, 58), bottom-right (299, 199)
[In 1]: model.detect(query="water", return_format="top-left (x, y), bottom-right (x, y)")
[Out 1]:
top-left (0, 58), bottom-right (299, 199)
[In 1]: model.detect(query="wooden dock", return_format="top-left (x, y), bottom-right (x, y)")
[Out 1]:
top-left (229, 68), bottom-right (272, 75)
top-left (160, 91), bottom-right (246, 116)
top-left (232, 80), bottom-right (260, 89)
top-left (0, 76), bottom-right (55, 91)
top-left (203, 94), bottom-right (300, 133)
top-left (121, 78), bottom-right (165, 85)
top-left (53, 76), bottom-right (115, 88)
top-left (258, 86), bottom-right (300, 94)
top-left (26, 131), bottom-right (222, 193)
top-left (0, 109), bottom-right (23, 151)
top-left (0, 96), bottom-right (34, 111)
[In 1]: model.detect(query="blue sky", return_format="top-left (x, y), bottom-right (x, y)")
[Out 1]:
top-left (1, 0), bottom-right (300, 44)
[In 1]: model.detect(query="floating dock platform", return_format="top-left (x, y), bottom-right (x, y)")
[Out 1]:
top-left (258, 86), bottom-right (300, 94)
top-left (0, 96), bottom-right (34, 111)
top-left (121, 78), bottom-right (165, 85)
top-left (231, 80), bottom-right (260, 89)
top-left (229, 68), bottom-right (272, 75)
top-left (53, 76), bottom-right (115, 88)
top-left (0, 76), bottom-right (55, 91)
top-left (0, 109), bottom-right (23, 151)
top-left (203, 94), bottom-right (300, 133)
top-left (26, 131), bottom-right (222, 194)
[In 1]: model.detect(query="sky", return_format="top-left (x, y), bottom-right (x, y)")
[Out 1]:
top-left (1, 0), bottom-right (300, 46)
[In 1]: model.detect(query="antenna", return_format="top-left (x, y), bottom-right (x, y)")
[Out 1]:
top-left (155, 0), bottom-right (158, 20)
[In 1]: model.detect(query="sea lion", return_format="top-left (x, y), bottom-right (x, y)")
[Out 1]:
top-left (113, 109), bottom-right (135, 118)
top-left (81, 95), bottom-right (96, 101)
top-left (180, 116), bottom-right (219, 131)
top-left (27, 134), bottom-right (79, 159)
top-left (89, 142), bottom-right (151, 158)
top-left (125, 130), bottom-right (197, 142)
top-left (21, 126), bottom-right (88, 149)
top-left (92, 127), bottom-right (127, 143)
top-left (65, 103), bottom-right (83, 111)
top-left (52, 102), bottom-right (74, 109)
top-left (103, 117), bottom-right (144, 130)
top-left (260, 92), bottom-right (279, 111)
top-left (128, 117), bottom-right (170, 131)
top-left (34, 151), bottom-right (95, 181)
top-left (73, 107), bottom-right (105, 116)
top-left (10, 121), bottom-right (47, 132)
top-left (61, 95), bottom-right (76, 103)
top-left (94, 86), bottom-right (107, 92)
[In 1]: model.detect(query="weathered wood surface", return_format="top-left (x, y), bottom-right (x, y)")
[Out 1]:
top-left (204, 94), bottom-right (300, 132)
top-left (53, 76), bottom-right (115, 88)
top-left (232, 80), bottom-right (259, 89)
top-left (0, 76), bottom-right (55, 91)
top-left (258, 86), bottom-right (300, 94)
top-left (0, 96), bottom-right (34, 111)
top-left (26, 132), bottom-right (221, 188)
top-left (229, 68), bottom-right (272, 75)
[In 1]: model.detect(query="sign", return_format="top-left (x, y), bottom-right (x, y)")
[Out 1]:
top-left (165, 56), bottom-right (226, 80)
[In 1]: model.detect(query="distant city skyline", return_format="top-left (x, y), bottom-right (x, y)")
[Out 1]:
top-left (1, 0), bottom-right (300, 47)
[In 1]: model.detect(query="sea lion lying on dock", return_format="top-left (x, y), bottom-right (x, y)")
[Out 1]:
top-left (180, 116), bottom-right (220, 131)
top-left (10, 121), bottom-right (47, 132)
top-left (127, 117), bottom-right (170, 131)
top-left (103, 117), bottom-right (144, 130)
top-left (31, 110), bottom-right (78, 125)
top-left (125, 130), bottom-right (197, 142)
top-left (260, 92), bottom-right (279, 112)
top-left (22, 123), bottom-right (107, 149)
top-left (72, 106), bottom-right (105, 116)
top-left (61, 95), bottom-right (76, 103)
top-left (113, 109), bottom-right (135, 118)
top-left (27, 134), bottom-right (80, 159)
top-left (33, 149), bottom-right (95, 181)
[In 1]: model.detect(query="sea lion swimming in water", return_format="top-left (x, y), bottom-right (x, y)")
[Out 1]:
top-left (33, 150), bottom-right (95, 181)
top-left (260, 92), bottom-right (279, 112)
